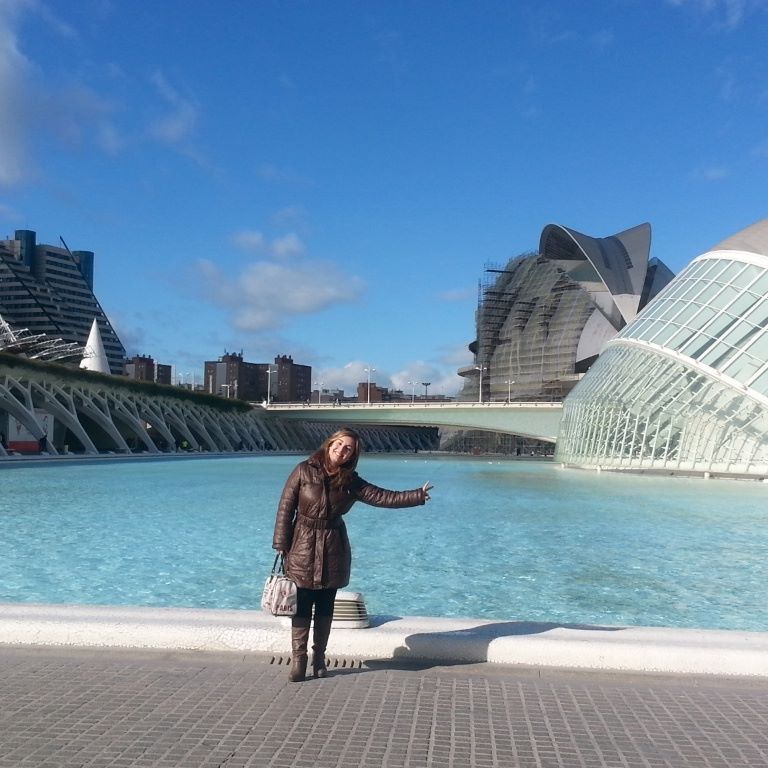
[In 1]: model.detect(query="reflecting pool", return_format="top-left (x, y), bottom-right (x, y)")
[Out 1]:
top-left (1, 455), bottom-right (766, 631)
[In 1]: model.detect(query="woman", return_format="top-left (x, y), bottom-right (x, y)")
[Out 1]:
top-left (273, 427), bottom-right (433, 682)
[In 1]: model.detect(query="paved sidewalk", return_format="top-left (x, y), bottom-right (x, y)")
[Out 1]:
top-left (0, 646), bottom-right (766, 768)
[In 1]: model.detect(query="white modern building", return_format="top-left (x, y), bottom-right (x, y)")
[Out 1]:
top-left (458, 222), bottom-right (674, 402)
top-left (556, 219), bottom-right (768, 478)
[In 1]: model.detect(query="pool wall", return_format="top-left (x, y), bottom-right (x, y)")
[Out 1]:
top-left (1, 603), bottom-right (766, 679)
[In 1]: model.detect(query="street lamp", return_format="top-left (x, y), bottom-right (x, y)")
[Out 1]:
top-left (505, 379), bottom-right (515, 402)
top-left (364, 366), bottom-right (376, 404)
top-left (475, 366), bottom-right (487, 403)
top-left (313, 380), bottom-right (323, 404)
top-left (421, 381), bottom-right (431, 399)
top-left (407, 380), bottom-right (415, 403)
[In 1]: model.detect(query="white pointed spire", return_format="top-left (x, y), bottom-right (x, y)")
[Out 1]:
top-left (80, 318), bottom-right (111, 374)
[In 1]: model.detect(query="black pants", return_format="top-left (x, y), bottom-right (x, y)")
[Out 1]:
top-left (294, 587), bottom-right (337, 622)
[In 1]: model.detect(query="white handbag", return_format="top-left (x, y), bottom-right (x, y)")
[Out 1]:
top-left (261, 554), bottom-right (298, 616)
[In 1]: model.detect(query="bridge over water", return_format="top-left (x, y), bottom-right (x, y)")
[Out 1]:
top-left (0, 351), bottom-right (563, 457)
top-left (265, 401), bottom-right (564, 443)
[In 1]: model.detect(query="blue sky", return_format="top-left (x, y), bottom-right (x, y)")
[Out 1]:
top-left (1, 0), bottom-right (767, 396)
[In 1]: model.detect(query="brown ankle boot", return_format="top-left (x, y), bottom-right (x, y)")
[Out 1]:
top-left (289, 619), bottom-right (311, 682)
top-left (312, 614), bottom-right (334, 679)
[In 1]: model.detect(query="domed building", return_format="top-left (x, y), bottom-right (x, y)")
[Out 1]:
top-left (556, 219), bottom-right (768, 478)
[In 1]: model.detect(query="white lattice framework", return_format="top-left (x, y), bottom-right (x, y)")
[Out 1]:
top-left (0, 313), bottom-right (87, 363)
top-left (556, 219), bottom-right (768, 478)
top-left (0, 363), bottom-right (442, 457)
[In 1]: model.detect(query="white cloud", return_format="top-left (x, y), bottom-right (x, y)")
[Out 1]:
top-left (313, 361), bottom-right (380, 396)
top-left (0, 0), bottom-right (35, 185)
top-left (197, 257), bottom-right (365, 332)
top-left (667, 0), bottom-right (768, 28)
top-left (390, 362), bottom-right (464, 398)
top-left (0, 200), bottom-right (22, 221)
top-left (695, 165), bottom-right (729, 180)
top-left (0, 1), bottom-right (124, 185)
top-left (232, 230), bottom-right (266, 252)
top-left (590, 29), bottom-right (614, 51)
top-left (258, 163), bottom-right (314, 187)
top-left (232, 229), bottom-right (305, 258)
top-left (272, 233), bottom-right (304, 258)
top-left (148, 71), bottom-right (199, 144)
top-left (312, 356), bottom-right (467, 399)
top-left (439, 343), bottom-right (474, 368)
top-left (438, 287), bottom-right (475, 302)
top-left (270, 205), bottom-right (308, 228)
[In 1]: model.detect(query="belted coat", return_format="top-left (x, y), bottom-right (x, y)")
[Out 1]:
top-left (273, 457), bottom-right (427, 590)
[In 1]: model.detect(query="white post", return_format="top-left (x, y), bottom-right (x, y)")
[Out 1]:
top-left (476, 366), bottom-right (486, 403)
top-left (365, 366), bottom-right (375, 404)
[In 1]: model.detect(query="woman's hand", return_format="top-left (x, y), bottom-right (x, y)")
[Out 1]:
top-left (422, 481), bottom-right (433, 501)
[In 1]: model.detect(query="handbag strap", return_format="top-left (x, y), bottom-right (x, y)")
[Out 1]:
top-left (272, 553), bottom-right (285, 574)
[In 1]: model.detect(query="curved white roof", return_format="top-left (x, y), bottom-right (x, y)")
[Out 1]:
top-left (539, 222), bottom-right (653, 324)
top-left (712, 218), bottom-right (768, 257)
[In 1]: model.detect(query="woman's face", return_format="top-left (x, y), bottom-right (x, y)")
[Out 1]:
top-left (327, 435), bottom-right (356, 468)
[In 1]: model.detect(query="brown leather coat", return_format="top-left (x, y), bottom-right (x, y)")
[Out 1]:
top-left (273, 457), bottom-right (426, 589)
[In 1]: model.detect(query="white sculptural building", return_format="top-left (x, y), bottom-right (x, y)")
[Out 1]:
top-left (459, 222), bottom-right (674, 402)
top-left (556, 219), bottom-right (768, 478)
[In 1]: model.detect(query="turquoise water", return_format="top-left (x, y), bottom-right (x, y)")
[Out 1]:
top-left (1, 455), bottom-right (767, 631)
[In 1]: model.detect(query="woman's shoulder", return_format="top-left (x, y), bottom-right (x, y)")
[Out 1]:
top-left (298, 457), bottom-right (325, 477)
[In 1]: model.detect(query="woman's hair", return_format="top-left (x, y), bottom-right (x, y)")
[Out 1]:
top-left (311, 427), bottom-right (362, 488)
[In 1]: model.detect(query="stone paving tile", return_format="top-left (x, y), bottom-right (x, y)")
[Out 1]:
top-left (0, 647), bottom-right (766, 767)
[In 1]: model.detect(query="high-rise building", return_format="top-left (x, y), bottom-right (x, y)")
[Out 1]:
top-left (203, 352), bottom-right (311, 402)
top-left (274, 354), bottom-right (311, 403)
top-left (125, 355), bottom-right (172, 385)
top-left (204, 352), bottom-right (263, 400)
top-left (0, 230), bottom-right (126, 374)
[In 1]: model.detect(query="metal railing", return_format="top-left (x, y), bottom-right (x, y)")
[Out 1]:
top-left (260, 401), bottom-right (562, 410)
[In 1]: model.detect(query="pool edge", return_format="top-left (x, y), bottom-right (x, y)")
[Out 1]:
top-left (0, 603), bottom-right (766, 679)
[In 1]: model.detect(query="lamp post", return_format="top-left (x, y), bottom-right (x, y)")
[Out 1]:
top-left (421, 381), bottom-right (431, 399)
top-left (408, 380), bottom-right (415, 403)
top-left (313, 380), bottom-right (323, 404)
top-left (266, 366), bottom-right (275, 405)
top-left (364, 366), bottom-right (376, 404)
top-left (505, 379), bottom-right (515, 402)
top-left (475, 366), bottom-right (487, 403)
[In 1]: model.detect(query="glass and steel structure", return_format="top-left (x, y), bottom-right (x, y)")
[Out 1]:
top-left (556, 219), bottom-right (768, 477)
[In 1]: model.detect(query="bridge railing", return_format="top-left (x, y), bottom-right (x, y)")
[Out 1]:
top-left (259, 401), bottom-right (562, 410)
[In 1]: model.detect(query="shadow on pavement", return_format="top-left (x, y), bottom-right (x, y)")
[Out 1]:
top-left (360, 619), bottom-right (624, 672)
